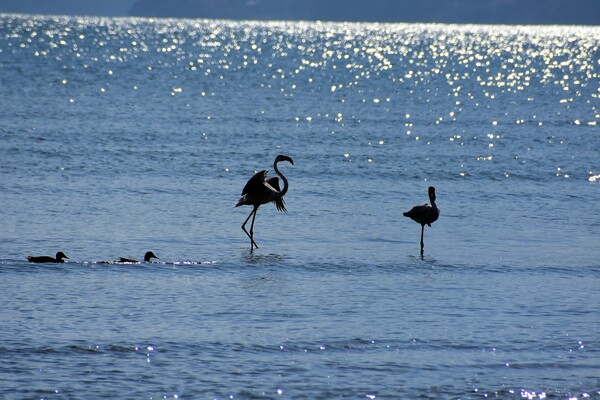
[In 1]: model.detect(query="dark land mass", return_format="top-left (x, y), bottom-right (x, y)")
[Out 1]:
top-left (128, 0), bottom-right (600, 25)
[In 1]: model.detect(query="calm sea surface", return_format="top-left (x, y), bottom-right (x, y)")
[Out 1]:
top-left (1, 13), bottom-right (599, 399)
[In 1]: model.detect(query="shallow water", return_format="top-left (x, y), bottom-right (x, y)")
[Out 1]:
top-left (1, 14), bottom-right (599, 399)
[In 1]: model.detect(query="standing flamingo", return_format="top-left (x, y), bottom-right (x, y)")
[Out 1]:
top-left (236, 154), bottom-right (294, 251)
top-left (403, 186), bottom-right (440, 256)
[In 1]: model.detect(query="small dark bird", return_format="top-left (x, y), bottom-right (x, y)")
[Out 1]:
top-left (403, 186), bottom-right (440, 256)
top-left (118, 251), bottom-right (159, 263)
top-left (236, 154), bottom-right (294, 251)
top-left (27, 252), bottom-right (69, 263)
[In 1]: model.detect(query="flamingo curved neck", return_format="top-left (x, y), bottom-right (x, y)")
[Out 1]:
top-left (429, 194), bottom-right (439, 219)
top-left (273, 160), bottom-right (289, 198)
top-left (428, 191), bottom-right (436, 208)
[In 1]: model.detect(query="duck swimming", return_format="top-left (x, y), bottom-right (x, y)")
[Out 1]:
top-left (118, 251), bottom-right (158, 263)
top-left (27, 252), bottom-right (69, 263)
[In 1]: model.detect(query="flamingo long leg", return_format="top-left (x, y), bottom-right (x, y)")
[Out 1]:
top-left (241, 206), bottom-right (259, 249)
top-left (420, 224), bottom-right (425, 256)
top-left (249, 206), bottom-right (260, 250)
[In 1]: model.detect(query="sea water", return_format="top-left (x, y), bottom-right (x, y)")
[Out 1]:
top-left (0, 14), bottom-right (599, 399)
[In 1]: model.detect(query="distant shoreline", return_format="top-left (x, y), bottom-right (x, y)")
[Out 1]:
top-left (1, 0), bottom-right (599, 25)
top-left (2, 12), bottom-right (600, 29)
top-left (128, 0), bottom-right (600, 26)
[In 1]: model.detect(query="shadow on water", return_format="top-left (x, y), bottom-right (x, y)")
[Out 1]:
top-left (241, 251), bottom-right (289, 266)
top-left (407, 254), bottom-right (438, 265)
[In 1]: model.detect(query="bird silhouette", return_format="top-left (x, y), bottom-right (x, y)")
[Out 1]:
top-left (27, 251), bottom-right (69, 263)
top-left (118, 251), bottom-right (159, 263)
top-left (236, 154), bottom-right (294, 251)
top-left (403, 186), bottom-right (440, 256)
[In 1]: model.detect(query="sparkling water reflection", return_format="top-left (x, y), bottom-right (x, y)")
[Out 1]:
top-left (1, 13), bottom-right (599, 399)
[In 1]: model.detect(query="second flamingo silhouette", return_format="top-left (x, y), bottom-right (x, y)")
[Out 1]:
top-left (404, 186), bottom-right (440, 257)
top-left (236, 154), bottom-right (294, 251)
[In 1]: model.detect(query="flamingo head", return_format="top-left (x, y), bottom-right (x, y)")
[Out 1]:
top-left (428, 186), bottom-right (436, 202)
top-left (275, 154), bottom-right (294, 165)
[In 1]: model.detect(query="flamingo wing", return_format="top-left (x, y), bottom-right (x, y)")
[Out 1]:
top-left (403, 203), bottom-right (431, 224)
top-left (403, 203), bottom-right (439, 226)
top-left (241, 169), bottom-right (268, 196)
top-left (264, 176), bottom-right (281, 191)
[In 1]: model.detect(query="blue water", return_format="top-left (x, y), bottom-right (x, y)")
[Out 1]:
top-left (1, 14), bottom-right (599, 399)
